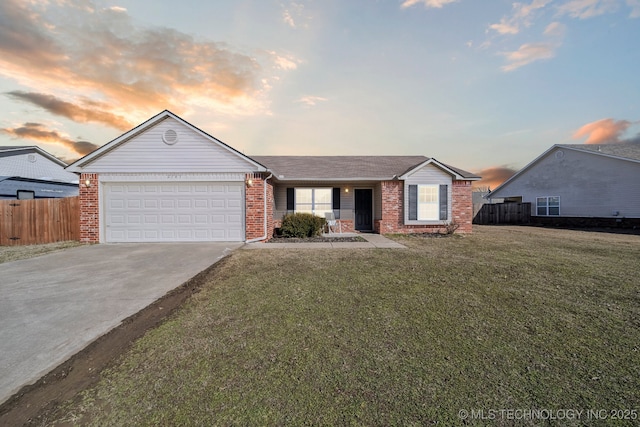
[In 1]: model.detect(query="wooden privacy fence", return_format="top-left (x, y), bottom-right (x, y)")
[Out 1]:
top-left (0, 197), bottom-right (79, 245)
top-left (473, 202), bottom-right (531, 225)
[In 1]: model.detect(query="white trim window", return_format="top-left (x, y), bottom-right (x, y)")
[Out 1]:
top-left (295, 188), bottom-right (332, 217)
top-left (418, 185), bottom-right (439, 220)
top-left (407, 184), bottom-right (448, 222)
top-left (536, 196), bottom-right (560, 216)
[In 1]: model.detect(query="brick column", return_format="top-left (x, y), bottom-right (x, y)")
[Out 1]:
top-left (79, 173), bottom-right (100, 243)
top-left (452, 180), bottom-right (473, 233)
top-left (245, 173), bottom-right (274, 242)
top-left (379, 180), bottom-right (403, 234)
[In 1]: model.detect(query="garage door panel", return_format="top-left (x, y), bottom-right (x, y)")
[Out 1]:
top-left (160, 199), bottom-right (175, 209)
top-left (144, 199), bottom-right (158, 209)
top-left (105, 182), bottom-right (243, 242)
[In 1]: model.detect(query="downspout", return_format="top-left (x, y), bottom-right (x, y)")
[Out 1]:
top-left (245, 173), bottom-right (273, 243)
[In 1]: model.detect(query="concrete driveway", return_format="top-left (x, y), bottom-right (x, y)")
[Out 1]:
top-left (0, 242), bottom-right (241, 405)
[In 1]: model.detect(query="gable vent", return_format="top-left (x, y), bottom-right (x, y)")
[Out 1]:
top-left (28, 154), bottom-right (37, 162)
top-left (162, 129), bottom-right (178, 145)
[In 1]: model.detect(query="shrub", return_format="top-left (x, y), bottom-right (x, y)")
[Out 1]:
top-left (280, 213), bottom-right (327, 238)
top-left (442, 220), bottom-right (460, 235)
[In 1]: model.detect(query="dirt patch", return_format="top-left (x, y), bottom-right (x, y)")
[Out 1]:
top-left (0, 241), bottom-right (83, 265)
top-left (0, 258), bottom-right (225, 426)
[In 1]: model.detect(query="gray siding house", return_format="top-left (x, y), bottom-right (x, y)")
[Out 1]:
top-left (0, 146), bottom-right (79, 199)
top-left (487, 143), bottom-right (640, 219)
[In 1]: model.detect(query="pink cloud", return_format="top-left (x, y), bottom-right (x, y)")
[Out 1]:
top-left (472, 166), bottom-right (518, 190)
top-left (0, 122), bottom-right (99, 156)
top-left (572, 118), bottom-right (636, 144)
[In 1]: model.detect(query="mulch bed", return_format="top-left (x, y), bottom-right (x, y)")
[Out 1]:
top-left (269, 236), bottom-right (366, 243)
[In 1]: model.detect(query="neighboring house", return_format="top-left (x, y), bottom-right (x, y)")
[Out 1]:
top-left (67, 110), bottom-right (479, 243)
top-left (0, 146), bottom-right (79, 199)
top-left (487, 143), bottom-right (640, 219)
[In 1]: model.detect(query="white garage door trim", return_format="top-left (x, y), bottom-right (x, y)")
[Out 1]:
top-left (102, 181), bottom-right (244, 242)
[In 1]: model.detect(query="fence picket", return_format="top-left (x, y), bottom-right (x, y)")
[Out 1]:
top-left (0, 197), bottom-right (79, 245)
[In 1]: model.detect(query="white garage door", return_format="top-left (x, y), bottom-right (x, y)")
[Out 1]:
top-left (104, 182), bottom-right (244, 242)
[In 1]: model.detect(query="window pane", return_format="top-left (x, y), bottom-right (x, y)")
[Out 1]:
top-left (549, 207), bottom-right (560, 215)
top-left (418, 185), bottom-right (438, 220)
top-left (549, 197), bottom-right (560, 207)
top-left (419, 203), bottom-right (438, 220)
top-left (315, 189), bottom-right (332, 204)
top-left (419, 186), bottom-right (438, 203)
top-left (294, 188), bottom-right (333, 217)
top-left (537, 206), bottom-right (547, 216)
top-left (536, 197), bottom-right (546, 207)
top-left (295, 189), bottom-right (312, 204)
top-left (296, 206), bottom-right (313, 214)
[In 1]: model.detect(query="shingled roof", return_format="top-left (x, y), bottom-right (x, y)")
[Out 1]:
top-left (558, 143), bottom-right (640, 162)
top-left (251, 156), bottom-right (479, 181)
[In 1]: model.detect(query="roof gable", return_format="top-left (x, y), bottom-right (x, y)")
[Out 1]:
top-left (0, 146), bottom-right (78, 183)
top-left (557, 143), bottom-right (640, 162)
top-left (398, 158), bottom-right (480, 180)
top-left (488, 143), bottom-right (640, 199)
top-left (67, 110), bottom-right (266, 173)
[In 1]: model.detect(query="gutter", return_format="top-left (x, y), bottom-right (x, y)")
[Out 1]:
top-left (245, 173), bottom-right (273, 243)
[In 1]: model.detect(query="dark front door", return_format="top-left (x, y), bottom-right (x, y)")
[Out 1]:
top-left (354, 189), bottom-right (373, 231)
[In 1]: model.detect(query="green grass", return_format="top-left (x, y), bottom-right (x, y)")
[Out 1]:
top-left (55, 227), bottom-right (639, 426)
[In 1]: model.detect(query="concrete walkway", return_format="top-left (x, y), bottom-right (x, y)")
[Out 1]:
top-left (0, 242), bottom-right (241, 405)
top-left (243, 233), bottom-right (406, 249)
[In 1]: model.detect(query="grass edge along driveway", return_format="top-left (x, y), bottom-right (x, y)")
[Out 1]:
top-left (51, 226), bottom-right (639, 426)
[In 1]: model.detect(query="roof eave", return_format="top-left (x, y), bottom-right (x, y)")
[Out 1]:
top-left (271, 176), bottom-right (398, 182)
top-left (66, 110), bottom-right (267, 173)
top-left (398, 158), bottom-right (480, 180)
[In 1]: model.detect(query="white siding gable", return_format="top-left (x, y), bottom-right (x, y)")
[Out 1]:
top-left (82, 117), bottom-right (260, 173)
top-left (403, 163), bottom-right (453, 183)
top-left (490, 147), bottom-right (640, 218)
top-left (403, 163), bottom-right (453, 224)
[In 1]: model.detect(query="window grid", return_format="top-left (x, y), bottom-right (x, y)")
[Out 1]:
top-left (418, 185), bottom-right (439, 221)
top-left (536, 196), bottom-right (560, 216)
top-left (295, 188), bottom-right (332, 217)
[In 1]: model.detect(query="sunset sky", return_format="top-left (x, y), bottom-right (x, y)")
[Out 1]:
top-left (1, 0), bottom-right (639, 188)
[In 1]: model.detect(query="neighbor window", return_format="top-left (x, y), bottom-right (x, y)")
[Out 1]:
top-left (536, 196), bottom-right (560, 216)
top-left (295, 188), bottom-right (332, 217)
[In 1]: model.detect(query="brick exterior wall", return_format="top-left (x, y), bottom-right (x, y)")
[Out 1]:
top-left (245, 173), bottom-right (274, 242)
top-left (451, 180), bottom-right (473, 233)
top-left (376, 179), bottom-right (473, 235)
top-left (79, 173), bottom-right (100, 243)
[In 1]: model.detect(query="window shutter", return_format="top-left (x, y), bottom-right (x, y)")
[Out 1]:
top-left (286, 188), bottom-right (294, 211)
top-left (408, 185), bottom-right (418, 220)
top-left (332, 188), bottom-right (341, 209)
top-left (439, 184), bottom-right (448, 220)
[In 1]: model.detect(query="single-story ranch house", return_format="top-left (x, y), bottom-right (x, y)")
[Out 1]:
top-left (67, 111), bottom-right (479, 243)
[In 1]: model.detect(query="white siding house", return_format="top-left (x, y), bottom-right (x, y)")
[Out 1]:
top-left (488, 144), bottom-right (640, 219)
top-left (67, 111), bottom-right (266, 243)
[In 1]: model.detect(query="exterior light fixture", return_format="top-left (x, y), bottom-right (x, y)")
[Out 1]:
top-left (246, 178), bottom-right (253, 187)
top-left (345, 188), bottom-right (349, 193)
top-left (84, 179), bottom-right (92, 188)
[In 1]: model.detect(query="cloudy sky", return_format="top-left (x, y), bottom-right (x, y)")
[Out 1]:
top-left (1, 0), bottom-right (639, 188)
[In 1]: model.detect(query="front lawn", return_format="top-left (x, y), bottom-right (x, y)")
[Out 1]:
top-left (54, 226), bottom-right (639, 426)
